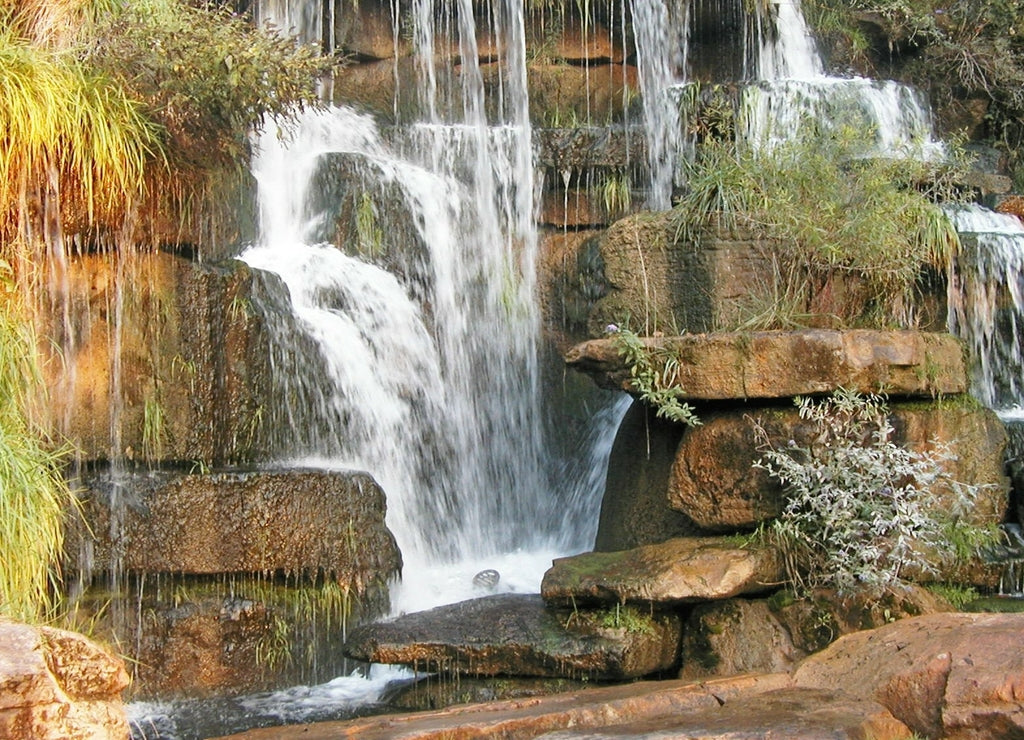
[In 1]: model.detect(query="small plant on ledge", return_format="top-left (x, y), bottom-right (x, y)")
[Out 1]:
top-left (613, 328), bottom-right (701, 427)
top-left (752, 389), bottom-right (998, 597)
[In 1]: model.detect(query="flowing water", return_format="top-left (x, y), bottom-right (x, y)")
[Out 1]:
top-left (946, 205), bottom-right (1024, 416)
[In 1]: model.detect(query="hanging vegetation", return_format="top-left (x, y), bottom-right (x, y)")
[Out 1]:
top-left (670, 124), bottom-right (968, 328)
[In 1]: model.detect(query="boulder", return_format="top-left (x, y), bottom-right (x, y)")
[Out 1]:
top-left (541, 537), bottom-right (783, 607)
top-left (679, 586), bottom-right (951, 681)
top-left (566, 329), bottom-right (968, 400)
top-left (679, 599), bottom-right (805, 680)
top-left (793, 612), bottom-right (1024, 739)
top-left (0, 619), bottom-right (129, 740)
top-left (668, 400), bottom-right (1009, 531)
top-left (343, 593), bottom-right (682, 680)
top-left (68, 468), bottom-right (402, 593)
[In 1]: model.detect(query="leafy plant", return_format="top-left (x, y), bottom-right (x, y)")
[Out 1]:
top-left (0, 263), bottom-right (73, 621)
top-left (613, 328), bottom-right (700, 427)
top-left (753, 389), bottom-right (998, 596)
top-left (671, 126), bottom-right (967, 328)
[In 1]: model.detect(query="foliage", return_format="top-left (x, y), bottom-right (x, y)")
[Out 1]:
top-left (613, 328), bottom-right (700, 427)
top-left (83, 0), bottom-right (329, 174)
top-left (0, 13), bottom-right (161, 244)
top-left (0, 264), bottom-right (73, 621)
top-left (753, 390), bottom-right (998, 596)
top-left (671, 126), bottom-right (967, 328)
top-left (926, 582), bottom-right (980, 610)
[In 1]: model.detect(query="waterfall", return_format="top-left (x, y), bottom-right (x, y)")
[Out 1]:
top-left (946, 205), bottom-right (1024, 416)
top-left (238, 0), bottom-right (620, 615)
top-left (631, 0), bottom-right (689, 209)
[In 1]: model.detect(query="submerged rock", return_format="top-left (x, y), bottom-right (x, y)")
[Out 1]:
top-left (343, 593), bottom-right (681, 680)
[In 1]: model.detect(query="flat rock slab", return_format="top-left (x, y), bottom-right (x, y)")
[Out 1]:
top-left (536, 687), bottom-right (911, 739)
top-left (541, 537), bottom-right (783, 607)
top-left (565, 329), bottom-right (966, 400)
top-left (212, 674), bottom-right (794, 740)
top-left (343, 593), bottom-right (681, 680)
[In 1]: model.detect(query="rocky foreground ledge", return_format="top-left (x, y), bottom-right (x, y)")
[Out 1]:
top-left (216, 612), bottom-right (1024, 739)
top-left (565, 329), bottom-right (966, 399)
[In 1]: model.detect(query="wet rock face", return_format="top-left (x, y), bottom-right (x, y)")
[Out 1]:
top-left (0, 619), bottom-right (130, 740)
top-left (344, 593), bottom-right (682, 680)
top-left (38, 252), bottom-right (272, 466)
top-left (69, 468), bottom-right (401, 590)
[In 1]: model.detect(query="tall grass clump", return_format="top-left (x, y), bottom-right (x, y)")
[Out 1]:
top-left (752, 390), bottom-right (998, 597)
top-left (671, 126), bottom-right (967, 328)
top-left (0, 264), bottom-right (72, 621)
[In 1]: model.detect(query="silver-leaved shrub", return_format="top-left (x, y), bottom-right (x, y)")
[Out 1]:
top-left (753, 389), bottom-right (997, 596)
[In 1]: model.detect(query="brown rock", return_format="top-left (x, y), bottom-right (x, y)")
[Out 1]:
top-left (541, 537), bottom-right (783, 607)
top-left (566, 329), bottom-right (968, 399)
top-left (793, 612), bottom-right (1024, 739)
top-left (0, 620), bottom-right (129, 740)
top-left (343, 593), bottom-right (682, 680)
top-left (68, 469), bottom-right (402, 592)
top-left (679, 599), bottom-right (805, 680)
top-left (668, 400), bottom-right (1008, 532)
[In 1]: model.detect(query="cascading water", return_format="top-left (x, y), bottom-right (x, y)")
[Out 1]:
top-left (946, 205), bottom-right (1024, 417)
top-left (631, 0), bottom-right (689, 209)
top-left (241, 0), bottom-right (621, 610)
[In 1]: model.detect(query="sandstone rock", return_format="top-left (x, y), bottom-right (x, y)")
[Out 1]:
top-left (0, 619), bottom-right (129, 740)
top-left (541, 537), bottom-right (783, 607)
top-left (343, 593), bottom-right (681, 680)
top-left (69, 468), bottom-right (402, 592)
top-left (387, 676), bottom-right (592, 712)
top-left (566, 329), bottom-right (968, 399)
top-left (527, 63), bottom-right (638, 127)
top-left (679, 599), bottom-right (805, 680)
top-left (536, 687), bottom-right (912, 739)
top-left (668, 400), bottom-right (1008, 532)
top-left (793, 612), bottom-right (1024, 739)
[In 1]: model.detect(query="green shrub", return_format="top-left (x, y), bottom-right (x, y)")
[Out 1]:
top-left (753, 389), bottom-right (998, 596)
top-left (613, 328), bottom-right (700, 427)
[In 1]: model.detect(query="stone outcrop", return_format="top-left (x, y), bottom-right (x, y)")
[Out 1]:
top-left (69, 468), bottom-right (401, 589)
top-left (541, 537), bottom-right (783, 607)
top-left (218, 613), bottom-right (1024, 740)
top-left (566, 329), bottom-right (968, 400)
top-left (343, 593), bottom-right (681, 680)
top-left (668, 401), bottom-right (1009, 531)
top-left (794, 612), bottom-right (1024, 738)
top-left (0, 619), bottom-right (129, 740)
